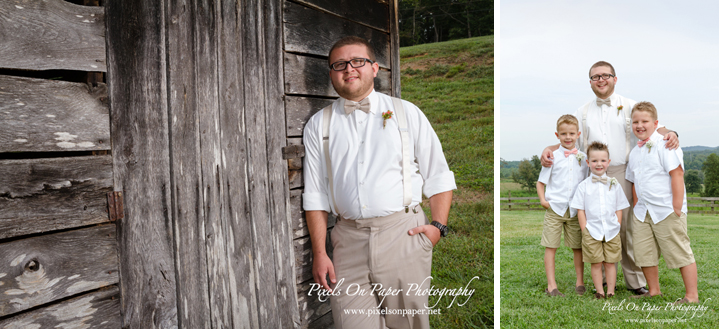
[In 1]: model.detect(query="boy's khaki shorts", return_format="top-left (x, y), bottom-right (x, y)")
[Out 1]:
top-left (581, 229), bottom-right (622, 264)
top-left (632, 212), bottom-right (695, 269)
top-left (541, 208), bottom-right (581, 249)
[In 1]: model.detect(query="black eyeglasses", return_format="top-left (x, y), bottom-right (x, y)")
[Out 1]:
top-left (590, 74), bottom-right (615, 81)
top-left (329, 58), bottom-right (375, 71)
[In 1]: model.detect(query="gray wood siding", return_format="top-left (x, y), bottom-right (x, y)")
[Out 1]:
top-left (0, 75), bottom-right (109, 153)
top-left (0, 225), bottom-right (119, 317)
top-left (0, 0), bottom-right (106, 72)
top-left (0, 156), bottom-right (113, 240)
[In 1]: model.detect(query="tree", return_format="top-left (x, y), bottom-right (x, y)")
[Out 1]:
top-left (398, 0), bottom-right (494, 46)
top-left (702, 153), bottom-right (719, 197)
top-left (511, 155), bottom-right (542, 191)
top-left (685, 169), bottom-right (703, 195)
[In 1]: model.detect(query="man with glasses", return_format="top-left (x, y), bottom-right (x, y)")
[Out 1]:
top-left (302, 36), bottom-right (455, 329)
top-left (540, 61), bottom-right (679, 296)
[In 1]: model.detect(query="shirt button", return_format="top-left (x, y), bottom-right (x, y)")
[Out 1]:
top-left (359, 121), bottom-right (364, 124)
top-left (362, 205), bottom-right (367, 209)
top-left (360, 182), bottom-right (364, 185)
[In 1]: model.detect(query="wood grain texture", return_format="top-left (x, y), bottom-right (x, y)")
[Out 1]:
top-left (105, 0), bottom-right (178, 327)
top-left (284, 53), bottom-right (392, 97)
top-left (296, 278), bottom-right (332, 327)
top-left (0, 155), bottom-right (112, 240)
top-left (291, 0), bottom-right (389, 32)
top-left (293, 229), bottom-right (333, 285)
top-left (263, 0), bottom-right (302, 327)
top-left (290, 189), bottom-right (336, 239)
top-left (283, 1), bottom-right (390, 68)
top-left (303, 311), bottom-right (335, 329)
top-left (0, 75), bottom-right (109, 153)
top-left (0, 225), bottom-right (118, 317)
top-left (285, 96), bottom-right (335, 137)
top-left (164, 0), bottom-right (213, 328)
top-left (389, 0), bottom-right (400, 98)
top-left (287, 138), bottom-right (304, 189)
top-left (0, 286), bottom-right (120, 329)
top-left (0, 0), bottom-right (106, 71)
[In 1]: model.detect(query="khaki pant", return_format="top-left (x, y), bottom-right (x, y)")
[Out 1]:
top-left (606, 165), bottom-right (647, 290)
top-left (330, 205), bottom-right (432, 329)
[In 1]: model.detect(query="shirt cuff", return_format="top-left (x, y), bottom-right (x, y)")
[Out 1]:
top-left (423, 171), bottom-right (457, 198)
top-left (302, 192), bottom-right (331, 213)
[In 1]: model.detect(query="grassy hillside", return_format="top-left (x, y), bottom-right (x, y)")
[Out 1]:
top-left (400, 36), bottom-right (494, 328)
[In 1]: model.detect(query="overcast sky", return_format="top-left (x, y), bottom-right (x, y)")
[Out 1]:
top-left (499, 0), bottom-right (719, 161)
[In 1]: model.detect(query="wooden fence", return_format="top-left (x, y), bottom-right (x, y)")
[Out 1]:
top-left (500, 193), bottom-right (719, 215)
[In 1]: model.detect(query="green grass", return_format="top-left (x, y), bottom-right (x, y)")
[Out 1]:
top-left (400, 36), bottom-right (494, 328)
top-left (501, 211), bottom-right (719, 328)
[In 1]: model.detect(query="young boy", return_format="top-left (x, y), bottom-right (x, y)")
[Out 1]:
top-left (626, 101), bottom-right (698, 304)
top-left (536, 114), bottom-right (589, 297)
top-left (570, 142), bottom-right (630, 299)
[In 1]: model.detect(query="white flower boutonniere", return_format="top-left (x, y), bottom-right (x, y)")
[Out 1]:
top-left (609, 177), bottom-right (618, 191)
top-left (646, 140), bottom-right (654, 153)
top-left (575, 153), bottom-right (585, 165)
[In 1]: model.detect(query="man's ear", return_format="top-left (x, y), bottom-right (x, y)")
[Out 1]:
top-left (372, 62), bottom-right (379, 78)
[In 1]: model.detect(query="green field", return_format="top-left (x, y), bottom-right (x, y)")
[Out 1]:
top-left (501, 210), bottom-right (719, 328)
top-left (400, 36), bottom-right (494, 328)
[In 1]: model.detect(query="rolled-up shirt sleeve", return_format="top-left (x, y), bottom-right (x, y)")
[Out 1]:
top-left (302, 111), bottom-right (332, 213)
top-left (406, 101), bottom-right (457, 198)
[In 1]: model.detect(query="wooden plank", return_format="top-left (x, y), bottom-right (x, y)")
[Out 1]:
top-left (0, 0), bottom-right (105, 71)
top-left (285, 96), bottom-right (335, 137)
top-left (0, 156), bottom-right (112, 240)
top-left (284, 53), bottom-right (392, 97)
top-left (294, 229), bottom-right (334, 285)
top-left (105, 0), bottom-right (178, 327)
top-left (242, 1), bottom-right (283, 327)
top-left (0, 225), bottom-right (118, 317)
top-left (283, 1), bottom-right (390, 68)
top-left (389, 0), bottom-right (400, 97)
top-left (305, 310), bottom-right (335, 329)
top-left (0, 75), bottom-right (109, 153)
top-left (287, 138), bottom-right (304, 189)
top-left (264, 0), bottom-right (302, 326)
top-left (290, 189), bottom-right (336, 239)
top-left (164, 0), bottom-right (212, 328)
top-left (297, 279), bottom-right (332, 327)
top-left (291, 0), bottom-right (389, 32)
top-left (0, 286), bottom-right (120, 328)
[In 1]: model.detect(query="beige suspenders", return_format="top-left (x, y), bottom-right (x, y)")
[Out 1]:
top-left (581, 96), bottom-right (632, 159)
top-left (321, 97), bottom-right (412, 215)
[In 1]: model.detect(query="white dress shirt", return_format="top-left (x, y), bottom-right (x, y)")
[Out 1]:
top-left (626, 130), bottom-right (687, 224)
top-left (571, 174), bottom-right (630, 241)
top-left (574, 93), bottom-right (638, 165)
top-left (537, 146), bottom-right (589, 218)
top-left (302, 90), bottom-right (456, 219)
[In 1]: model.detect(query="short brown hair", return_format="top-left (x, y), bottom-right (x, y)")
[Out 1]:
top-left (328, 36), bottom-right (376, 65)
top-left (556, 114), bottom-right (579, 131)
top-left (587, 141), bottom-right (610, 159)
top-left (589, 61), bottom-right (616, 77)
top-left (631, 101), bottom-right (658, 121)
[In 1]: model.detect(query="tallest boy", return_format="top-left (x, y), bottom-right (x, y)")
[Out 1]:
top-left (303, 36), bottom-right (455, 328)
top-left (541, 61), bottom-right (679, 295)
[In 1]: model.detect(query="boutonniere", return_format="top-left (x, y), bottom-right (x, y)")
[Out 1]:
top-left (646, 140), bottom-right (654, 153)
top-left (616, 105), bottom-right (623, 116)
top-left (609, 177), bottom-right (618, 191)
top-left (382, 110), bottom-right (393, 129)
top-left (575, 153), bottom-right (585, 165)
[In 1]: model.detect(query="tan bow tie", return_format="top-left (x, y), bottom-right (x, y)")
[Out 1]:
top-left (344, 98), bottom-right (370, 115)
top-left (596, 98), bottom-right (611, 107)
top-left (592, 176), bottom-right (608, 184)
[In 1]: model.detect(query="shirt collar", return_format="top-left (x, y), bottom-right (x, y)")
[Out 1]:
top-left (649, 129), bottom-right (662, 142)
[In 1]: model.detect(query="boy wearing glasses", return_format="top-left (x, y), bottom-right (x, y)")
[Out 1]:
top-left (625, 102), bottom-right (698, 304)
top-left (302, 36), bottom-right (455, 329)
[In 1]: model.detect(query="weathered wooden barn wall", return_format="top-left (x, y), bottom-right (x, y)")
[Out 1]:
top-left (0, 0), bottom-right (121, 327)
top-left (282, 1), bottom-right (401, 327)
top-left (106, 0), bottom-right (297, 328)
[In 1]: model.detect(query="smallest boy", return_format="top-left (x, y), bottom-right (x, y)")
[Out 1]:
top-left (537, 114), bottom-right (589, 297)
top-left (626, 101), bottom-right (698, 304)
top-left (571, 142), bottom-right (630, 299)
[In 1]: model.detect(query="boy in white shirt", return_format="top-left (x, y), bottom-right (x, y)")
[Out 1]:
top-left (626, 101), bottom-right (698, 304)
top-left (571, 142), bottom-right (630, 299)
top-left (536, 115), bottom-right (589, 297)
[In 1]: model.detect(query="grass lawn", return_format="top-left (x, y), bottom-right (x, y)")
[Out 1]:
top-left (501, 210), bottom-right (719, 328)
top-left (401, 36), bottom-right (494, 328)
